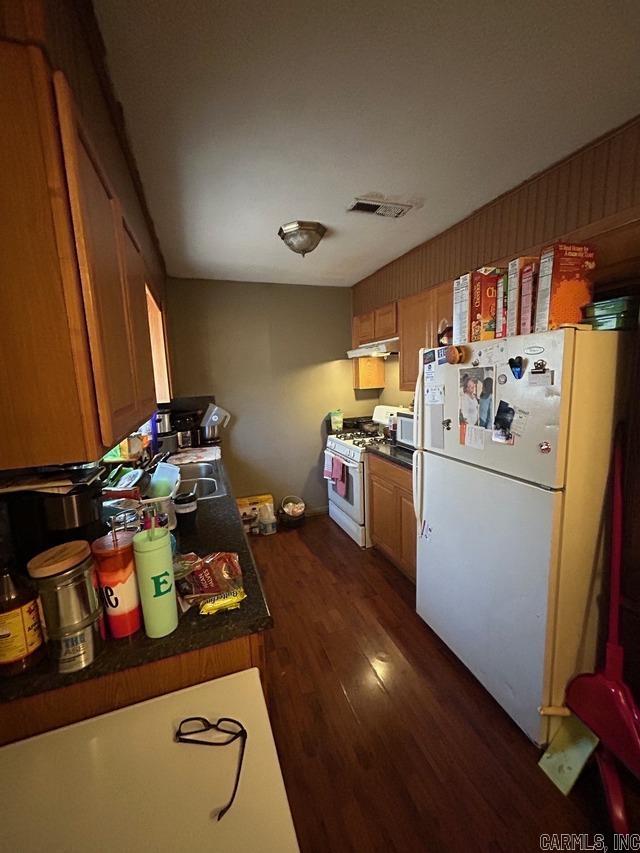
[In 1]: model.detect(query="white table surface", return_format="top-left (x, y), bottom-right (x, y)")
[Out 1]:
top-left (0, 668), bottom-right (299, 852)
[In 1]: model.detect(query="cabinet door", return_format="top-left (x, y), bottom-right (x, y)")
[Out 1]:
top-left (398, 291), bottom-right (431, 391)
top-left (352, 357), bottom-right (385, 390)
top-left (398, 489), bottom-right (417, 583)
top-left (429, 280), bottom-right (454, 348)
top-left (356, 310), bottom-right (375, 344)
top-left (369, 474), bottom-right (398, 557)
top-left (119, 221), bottom-right (156, 419)
top-left (0, 44), bottom-right (92, 468)
top-left (374, 303), bottom-right (397, 340)
top-left (351, 314), bottom-right (360, 348)
top-left (55, 72), bottom-right (138, 448)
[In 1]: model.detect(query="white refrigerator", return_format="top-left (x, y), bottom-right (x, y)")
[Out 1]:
top-left (412, 327), bottom-right (628, 744)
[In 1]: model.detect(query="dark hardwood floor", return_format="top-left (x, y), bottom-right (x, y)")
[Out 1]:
top-left (252, 515), bottom-right (632, 852)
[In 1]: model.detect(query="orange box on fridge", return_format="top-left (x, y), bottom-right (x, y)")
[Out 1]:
top-left (534, 243), bottom-right (595, 332)
top-left (470, 268), bottom-right (501, 341)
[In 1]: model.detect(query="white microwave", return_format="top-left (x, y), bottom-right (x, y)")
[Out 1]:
top-left (396, 411), bottom-right (415, 450)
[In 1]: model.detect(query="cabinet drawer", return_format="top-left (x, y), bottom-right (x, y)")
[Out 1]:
top-left (367, 453), bottom-right (412, 490)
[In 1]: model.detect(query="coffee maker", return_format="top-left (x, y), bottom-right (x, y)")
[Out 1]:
top-left (168, 396), bottom-right (230, 448)
top-left (5, 481), bottom-right (106, 568)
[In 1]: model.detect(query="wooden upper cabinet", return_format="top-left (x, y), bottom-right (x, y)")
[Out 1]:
top-left (55, 72), bottom-right (140, 448)
top-left (429, 280), bottom-right (454, 348)
top-left (353, 310), bottom-right (375, 345)
top-left (0, 43), bottom-right (101, 469)
top-left (352, 303), bottom-right (397, 347)
top-left (352, 357), bottom-right (385, 390)
top-left (398, 291), bottom-right (431, 391)
top-left (398, 282), bottom-right (454, 391)
top-left (119, 222), bottom-right (157, 420)
top-left (0, 44), bottom-right (162, 470)
top-left (374, 303), bottom-right (397, 339)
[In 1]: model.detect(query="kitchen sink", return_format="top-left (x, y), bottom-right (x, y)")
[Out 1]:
top-left (178, 477), bottom-right (226, 500)
top-left (175, 462), bottom-right (215, 479)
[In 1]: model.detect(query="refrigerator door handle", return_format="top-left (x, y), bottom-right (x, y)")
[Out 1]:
top-left (412, 450), bottom-right (424, 521)
top-left (413, 349), bottom-right (424, 450)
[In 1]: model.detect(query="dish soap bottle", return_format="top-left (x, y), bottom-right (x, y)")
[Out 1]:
top-left (0, 563), bottom-right (45, 676)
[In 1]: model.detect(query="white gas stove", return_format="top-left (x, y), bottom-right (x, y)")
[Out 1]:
top-left (325, 431), bottom-right (388, 463)
top-left (325, 405), bottom-right (406, 547)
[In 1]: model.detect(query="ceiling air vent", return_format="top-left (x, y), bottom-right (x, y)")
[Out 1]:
top-left (347, 197), bottom-right (413, 218)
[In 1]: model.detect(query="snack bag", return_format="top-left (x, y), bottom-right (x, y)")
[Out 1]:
top-left (176, 551), bottom-right (246, 615)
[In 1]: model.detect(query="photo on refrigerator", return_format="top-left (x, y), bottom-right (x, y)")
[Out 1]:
top-left (458, 366), bottom-right (495, 444)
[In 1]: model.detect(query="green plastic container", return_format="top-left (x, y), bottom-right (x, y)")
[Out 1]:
top-left (133, 527), bottom-right (178, 638)
top-left (582, 296), bottom-right (639, 331)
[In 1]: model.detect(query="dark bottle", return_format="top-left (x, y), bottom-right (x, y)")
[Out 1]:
top-left (0, 564), bottom-right (45, 676)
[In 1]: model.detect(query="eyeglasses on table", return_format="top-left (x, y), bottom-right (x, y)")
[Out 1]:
top-left (175, 716), bottom-right (247, 821)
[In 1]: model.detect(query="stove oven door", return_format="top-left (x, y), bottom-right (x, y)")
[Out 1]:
top-left (325, 451), bottom-right (364, 525)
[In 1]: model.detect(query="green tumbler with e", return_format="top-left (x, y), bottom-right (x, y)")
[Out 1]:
top-left (133, 527), bottom-right (178, 638)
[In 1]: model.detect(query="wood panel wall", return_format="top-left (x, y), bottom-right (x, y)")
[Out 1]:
top-left (353, 115), bottom-right (640, 314)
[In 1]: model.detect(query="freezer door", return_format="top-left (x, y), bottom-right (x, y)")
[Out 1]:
top-left (424, 329), bottom-right (575, 489)
top-left (417, 453), bottom-right (562, 744)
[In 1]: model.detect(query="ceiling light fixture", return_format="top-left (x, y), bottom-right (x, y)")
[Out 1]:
top-left (277, 220), bottom-right (326, 257)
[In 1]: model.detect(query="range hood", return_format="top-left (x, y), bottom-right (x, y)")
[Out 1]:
top-left (347, 337), bottom-right (399, 359)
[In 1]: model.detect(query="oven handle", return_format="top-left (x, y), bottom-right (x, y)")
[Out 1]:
top-left (324, 448), bottom-right (360, 470)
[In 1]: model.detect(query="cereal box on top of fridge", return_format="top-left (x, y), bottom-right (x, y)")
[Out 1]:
top-left (519, 262), bottom-right (538, 335)
top-left (453, 274), bottom-right (471, 345)
top-left (534, 243), bottom-right (595, 332)
top-left (495, 270), bottom-right (508, 338)
top-left (470, 268), bottom-right (502, 341)
top-left (506, 256), bottom-right (538, 337)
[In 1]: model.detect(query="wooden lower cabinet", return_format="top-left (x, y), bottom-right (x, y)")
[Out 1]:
top-left (367, 454), bottom-right (416, 582)
top-left (398, 490), bottom-right (417, 576)
top-left (0, 631), bottom-right (267, 746)
top-left (369, 474), bottom-right (397, 554)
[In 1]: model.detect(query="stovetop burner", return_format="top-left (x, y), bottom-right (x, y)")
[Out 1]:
top-left (353, 436), bottom-right (388, 447)
top-left (335, 431), bottom-right (368, 440)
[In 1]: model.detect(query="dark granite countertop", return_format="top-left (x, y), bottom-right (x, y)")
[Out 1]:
top-left (0, 460), bottom-right (272, 703)
top-left (366, 443), bottom-right (414, 470)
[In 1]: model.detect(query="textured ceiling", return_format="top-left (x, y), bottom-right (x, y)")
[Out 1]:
top-left (95, 0), bottom-right (640, 286)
